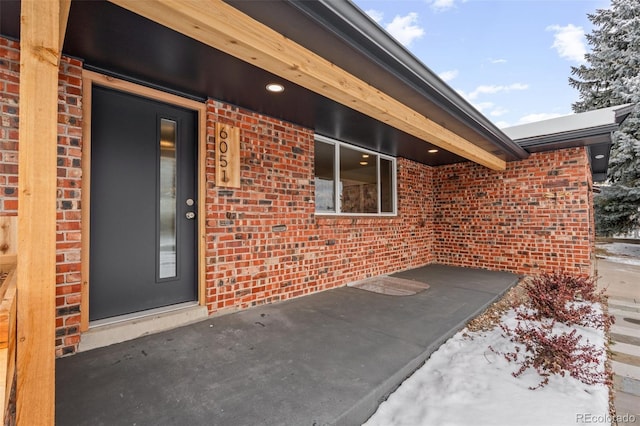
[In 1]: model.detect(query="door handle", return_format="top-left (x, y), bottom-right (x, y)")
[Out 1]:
top-left (185, 212), bottom-right (196, 220)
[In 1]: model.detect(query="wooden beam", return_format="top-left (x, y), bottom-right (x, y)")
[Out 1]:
top-left (108, 0), bottom-right (506, 171)
top-left (59, 0), bottom-right (72, 52)
top-left (17, 0), bottom-right (69, 424)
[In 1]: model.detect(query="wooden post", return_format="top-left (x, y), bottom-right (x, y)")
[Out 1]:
top-left (17, 1), bottom-right (69, 425)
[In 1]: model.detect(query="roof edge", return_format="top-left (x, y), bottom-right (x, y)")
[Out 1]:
top-left (614, 103), bottom-right (634, 124)
top-left (516, 124), bottom-right (619, 152)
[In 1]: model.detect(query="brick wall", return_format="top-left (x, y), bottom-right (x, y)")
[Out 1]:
top-left (1, 35), bottom-right (596, 356)
top-left (0, 38), bottom-right (84, 356)
top-left (312, 157), bottom-right (435, 288)
top-left (204, 101), bottom-right (435, 314)
top-left (433, 147), bottom-right (594, 276)
top-left (0, 38), bottom-right (19, 214)
top-left (204, 100), bottom-right (319, 311)
top-left (55, 56), bottom-right (84, 356)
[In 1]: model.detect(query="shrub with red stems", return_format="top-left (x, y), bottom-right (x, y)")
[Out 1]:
top-left (496, 319), bottom-right (608, 389)
top-left (518, 273), bottom-right (613, 330)
top-left (492, 272), bottom-right (613, 389)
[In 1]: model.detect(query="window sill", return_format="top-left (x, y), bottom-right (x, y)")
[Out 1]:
top-left (314, 212), bottom-right (398, 218)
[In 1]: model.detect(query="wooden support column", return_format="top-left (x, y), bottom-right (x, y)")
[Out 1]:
top-left (16, 1), bottom-right (70, 425)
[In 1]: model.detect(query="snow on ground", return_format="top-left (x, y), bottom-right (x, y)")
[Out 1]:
top-left (363, 308), bottom-right (609, 426)
top-left (597, 242), bottom-right (640, 266)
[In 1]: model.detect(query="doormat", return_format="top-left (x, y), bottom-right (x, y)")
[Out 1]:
top-left (348, 275), bottom-right (430, 296)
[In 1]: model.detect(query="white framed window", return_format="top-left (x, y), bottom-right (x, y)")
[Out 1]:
top-left (314, 135), bottom-right (397, 216)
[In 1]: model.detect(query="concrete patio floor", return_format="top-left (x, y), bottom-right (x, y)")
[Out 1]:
top-left (56, 264), bottom-right (519, 426)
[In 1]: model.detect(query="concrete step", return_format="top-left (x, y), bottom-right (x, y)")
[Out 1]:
top-left (612, 324), bottom-right (640, 338)
top-left (614, 375), bottom-right (640, 397)
top-left (613, 351), bottom-right (640, 368)
top-left (610, 303), bottom-right (640, 314)
top-left (614, 391), bottom-right (640, 425)
top-left (611, 341), bottom-right (640, 359)
top-left (612, 333), bottom-right (640, 347)
top-left (612, 362), bottom-right (640, 396)
top-left (611, 309), bottom-right (640, 322)
top-left (78, 302), bottom-right (209, 352)
top-left (609, 298), bottom-right (640, 310)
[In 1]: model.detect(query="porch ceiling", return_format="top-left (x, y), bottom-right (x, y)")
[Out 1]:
top-left (0, 0), bottom-right (528, 168)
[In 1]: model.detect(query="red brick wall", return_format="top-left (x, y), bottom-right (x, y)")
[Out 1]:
top-left (312, 157), bottom-right (435, 289)
top-left (204, 100), bottom-right (319, 311)
top-left (1, 36), bottom-right (595, 356)
top-left (0, 38), bottom-right (19, 214)
top-left (204, 101), bottom-right (435, 314)
top-left (433, 147), bottom-right (594, 276)
top-left (0, 38), bottom-right (84, 356)
top-left (55, 56), bottom-right (84, 356)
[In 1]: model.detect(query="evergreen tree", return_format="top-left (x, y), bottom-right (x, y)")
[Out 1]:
top-left (569, 0), bottom-right (640, 236)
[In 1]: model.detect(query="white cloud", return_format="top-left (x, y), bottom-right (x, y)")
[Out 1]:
top-left (495, 120), bottom-right (511, 129)
top-left (489, 107), bottom-right (509, 117)
top-left (464, 83), bottom-right (529, 101)
top-left (439, 69), bottom-right (459, 82)
top-left (385, 13), bottom-right (425, 46)
top-left (471, 102), bottom-right (507, 118)
top-left (517, 112), bottom-right (566, 124)
top-left (365, 9), bottom-right (384, 24)
top-left (473, 102), bottom-right (494, 113)
top-left (490, 58), bottom-right (508, 64)
top-left (429, 0), bottom-right (456, 12)
top-left (546, 24), bottom-right (586, 63)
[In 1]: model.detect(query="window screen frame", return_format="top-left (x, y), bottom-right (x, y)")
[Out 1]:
top-left (314, 135), bottom-right (398, 216)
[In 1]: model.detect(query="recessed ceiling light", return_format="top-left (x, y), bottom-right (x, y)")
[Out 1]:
top-left (266, 83), bottom-right (285, 93)
top-left (359, 161), bottom-right (368, 166)
top-left (594, 154), bottom-right (605, 160)
top-left (362, 154), bottom-right (370, 158)
top-left (428, 149), bottom-right (439, 153)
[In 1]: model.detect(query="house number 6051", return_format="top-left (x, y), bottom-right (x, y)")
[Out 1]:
top-left (218, 129), bottom-right (229, 182)
top-left (215, 123), bottom-right (240, 188)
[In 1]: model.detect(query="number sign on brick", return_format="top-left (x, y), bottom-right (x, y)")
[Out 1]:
top-left (215, 123), bottom-right (240, 188)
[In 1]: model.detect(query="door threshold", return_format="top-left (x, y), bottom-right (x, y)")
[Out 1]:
top-left (78, 302), bottom-right (208, 352)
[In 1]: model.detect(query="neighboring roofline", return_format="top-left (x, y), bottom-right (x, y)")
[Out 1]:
top-left (502, 104), bottom-right (635, 183)
top-left (285, 0), bottom-right (529, 160)
top-left (503, 104), bottom-right (634, 150)
top-left (514, 123), bottom-right (618, 152)
top-left (614, 103), bottom-right (634, 123)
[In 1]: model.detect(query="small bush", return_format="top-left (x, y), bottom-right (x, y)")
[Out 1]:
top-left (519, 273), bottom-right (613, 330)
top-left (495, 320), bottom-right (608, 390)
top-left (493, 272), bottom-right (613, 389)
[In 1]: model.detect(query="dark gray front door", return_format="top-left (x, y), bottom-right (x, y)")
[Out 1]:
top-left (90, 86), bottom-right (197, 321)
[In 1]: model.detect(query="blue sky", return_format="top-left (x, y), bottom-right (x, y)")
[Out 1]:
top-left (351, 0), bottom-right (611, 129)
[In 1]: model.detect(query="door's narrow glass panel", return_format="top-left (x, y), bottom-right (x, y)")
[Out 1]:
top-left (159, 118), bottom-right (177, 279)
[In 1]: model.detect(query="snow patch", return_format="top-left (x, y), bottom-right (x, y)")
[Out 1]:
top-left (597, 242), bottom-right (640, 266)
top-left (363, 308), bottom-right (609, 426)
